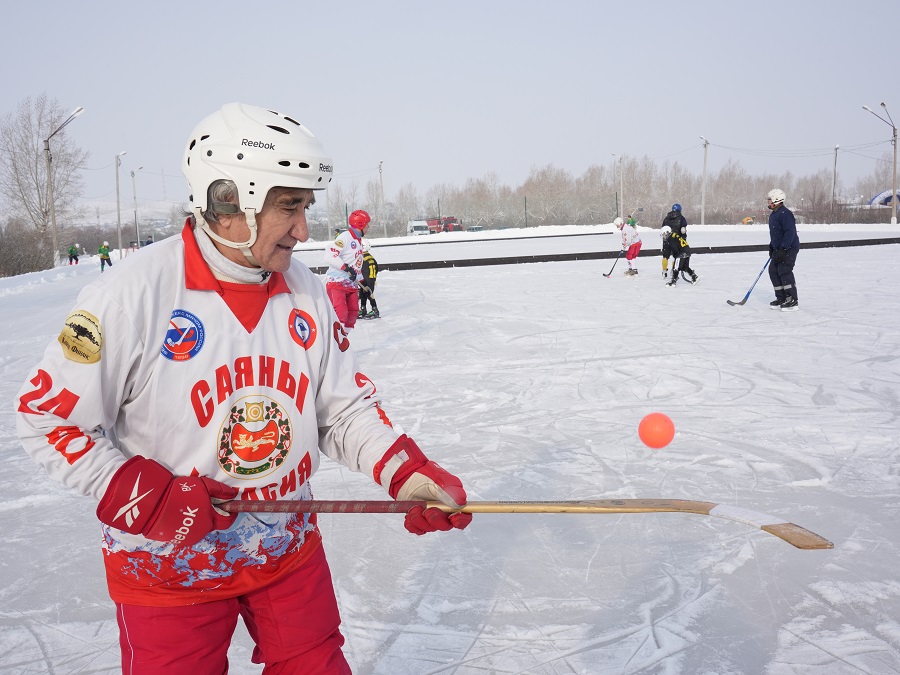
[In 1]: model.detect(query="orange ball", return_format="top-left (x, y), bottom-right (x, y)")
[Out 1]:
top-left (639, 413), bottom-right (675, 449)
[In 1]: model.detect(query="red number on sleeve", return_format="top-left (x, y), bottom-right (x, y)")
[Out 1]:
top-left (17, 369), bottom-right (80, 418)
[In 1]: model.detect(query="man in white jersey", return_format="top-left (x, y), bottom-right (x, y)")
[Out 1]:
top-left (324, 208), bottom-right (370, 328)
top-left (15, 103), bottom-right (471, 674)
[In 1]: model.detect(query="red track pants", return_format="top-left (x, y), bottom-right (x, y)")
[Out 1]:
top-left (115, 545), bottom-right (350, 674)
top-left (326, 283), bottom-right (359, 329)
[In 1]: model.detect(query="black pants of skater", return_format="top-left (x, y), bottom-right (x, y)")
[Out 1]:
top-left (360, 280), bottom-right (378, 312)
top-left (768, 248), bottom-right (799, 302)
top-left (675, 256), bottom-right (696, 279)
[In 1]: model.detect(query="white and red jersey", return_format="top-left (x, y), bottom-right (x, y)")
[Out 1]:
top-left (15, 221), bottom-right (399, 607)
top-left (621, 224), bottom-right (642, 249)
top-left (323, 228), bottom-right (364, 287)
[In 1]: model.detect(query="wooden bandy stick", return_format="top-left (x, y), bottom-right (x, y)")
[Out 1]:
top-left (221, 499), bottom-right (833, 550)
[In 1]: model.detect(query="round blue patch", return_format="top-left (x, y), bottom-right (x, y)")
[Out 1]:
top-left (160, 309), bottom-right (205, 361)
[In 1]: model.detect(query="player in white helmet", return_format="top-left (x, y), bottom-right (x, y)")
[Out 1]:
top-left (766, 189), bottom-right (800, 311)
top-left (98, 240), bottom-right (113, 272)
top-left (16, 102), bottom-right (472, 673)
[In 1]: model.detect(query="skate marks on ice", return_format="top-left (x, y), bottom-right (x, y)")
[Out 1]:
top-left (1, 234), bottom-right (899, 673)
top-left (339, 247), bottom-right (899, 672)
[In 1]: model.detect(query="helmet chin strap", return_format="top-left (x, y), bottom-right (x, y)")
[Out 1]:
top-left (194, 207), bottom-right (261, 267)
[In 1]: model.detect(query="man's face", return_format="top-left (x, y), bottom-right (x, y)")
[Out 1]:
top-left (251, 187), bottom-right (316, 272)
top-left (216, 187), bottom-right (315, 272)
top-left (767, 198), bottom-right (778, 211)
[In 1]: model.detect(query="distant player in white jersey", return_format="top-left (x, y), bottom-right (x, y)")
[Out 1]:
top-left (15, 103), bottom-right (471, 674)
top-left (324, 209), bottom-right (370, 328)
top-left (616, 216), bottom-right (643, 275)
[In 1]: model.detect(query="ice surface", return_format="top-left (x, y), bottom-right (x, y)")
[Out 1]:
top-left (1, 224), bottom-right (898, 673)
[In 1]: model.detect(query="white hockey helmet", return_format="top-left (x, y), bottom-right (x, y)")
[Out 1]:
top-left (613, 217), bottom-right (624, 228)
top-left (183, 103), bottom-right (333, 265)
top-left (103, 241), bottom-right (109, 246)
top-left (660, 225), bottom-right (672, 238)
top-left (767, 188), bottom-right (786, 205)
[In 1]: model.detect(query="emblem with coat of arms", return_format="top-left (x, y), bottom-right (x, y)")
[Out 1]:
top-left (218, 397), bottom-right (292, 477)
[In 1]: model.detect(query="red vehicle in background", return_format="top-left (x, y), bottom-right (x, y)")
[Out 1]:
top-left (426, 216), bottom-right (462, 233)
top-left (407, 216), bottom-right (464, 235)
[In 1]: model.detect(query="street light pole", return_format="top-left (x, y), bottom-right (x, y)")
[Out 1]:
top-left (863, 103), bottom-right (898, 225)
top-left (378, 160), bottom-right (386, 238)
top-left (43, 106), bottom-right (84, 267)
top-left (700, 136), bottom-right (709, 226)
top-left (131, 166), bottom-right (143, 247)
top-left (115, 151), bottom-right (127, 258)
top-left (831, 145), bottom-right (839, 223)
top-left (612, 154), bottom-right (624, 220)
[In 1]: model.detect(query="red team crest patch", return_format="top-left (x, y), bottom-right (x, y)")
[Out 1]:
top-left (218, 398), bottom-right (292, 477)
top-left (288, 309), bottom-right (317, 350)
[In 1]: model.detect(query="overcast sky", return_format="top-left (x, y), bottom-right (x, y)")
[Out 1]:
top-left (2, 0), bottom-right (897, 218)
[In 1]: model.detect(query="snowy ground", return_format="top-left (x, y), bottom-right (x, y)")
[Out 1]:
top-left (1, 224), bottom-right (899, 674)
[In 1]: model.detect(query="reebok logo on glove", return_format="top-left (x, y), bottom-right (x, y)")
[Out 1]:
top-left (171, 505), bottom-right (201, 543)
top-left (112, 471), bottom-right (156, 528)
top-left (98, 457), bottom-right (238, 547)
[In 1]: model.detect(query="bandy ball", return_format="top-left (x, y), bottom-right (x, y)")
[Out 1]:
top-left (638, 412), bottom-right (675, 449)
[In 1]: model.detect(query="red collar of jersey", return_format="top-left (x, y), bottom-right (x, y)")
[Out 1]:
top-left (181, 220), bottom-right (290, 296)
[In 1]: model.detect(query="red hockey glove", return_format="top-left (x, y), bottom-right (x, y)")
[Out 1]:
top-left (97, 456), bottom-right (238, 546)
top-left (373, 435), bottom-right (473, 536)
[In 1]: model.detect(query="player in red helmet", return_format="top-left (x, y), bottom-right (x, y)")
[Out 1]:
top-left (348, 209), bottom-right (370, 231)
top-left (324, 209), bottom-right (371, 328)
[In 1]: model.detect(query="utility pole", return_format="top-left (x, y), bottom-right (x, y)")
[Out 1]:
top-left (831, 145), bottom-right (839, 223)
top-left (132, 166), bottom-right (143, 247)
top-left (863, 103), bottom-right (898, 225)
top-left (115, 151), bottom-right (127, 259)
top-left (612, 154), bottom-right (624, 219)
top-left (43, 106), bottom-right (84, 267)
top-left (700, 137), bottom-right (709, 226)
top-left (379, 160), bottom-right (387, 238)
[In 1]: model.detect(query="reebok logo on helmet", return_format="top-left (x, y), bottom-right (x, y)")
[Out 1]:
top-left (241, 138), bottom-right (275, 150)
top-left (319, 163), bottom-right (333, 173)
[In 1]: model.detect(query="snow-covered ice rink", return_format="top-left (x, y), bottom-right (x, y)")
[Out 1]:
top-left (1, 224), bottom-right (898, 674)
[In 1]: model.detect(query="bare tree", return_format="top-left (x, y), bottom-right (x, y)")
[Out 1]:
top-left (518, 164), bottom-right (574, 226)
top-left (392, 182), bottom-right (420, 230)
top-left (0, 215), bottom-right (47, 276)
top-left (0, 95), bottom-right (89, 268)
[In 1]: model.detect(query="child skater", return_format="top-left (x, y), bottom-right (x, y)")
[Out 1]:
top-left (663, 226), bottom-right (699, 286)
top-left (616, 216), bottom-right (642, 276)
top-left (359, 241), bottom-right (380, 319)
top-left (660, 226), bottom-right (675, 279)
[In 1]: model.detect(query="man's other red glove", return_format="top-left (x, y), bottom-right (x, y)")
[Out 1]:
top-left (373, 435), bottom-right (473, 536)
top-left (97, 456), bottom-right (238, 546)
